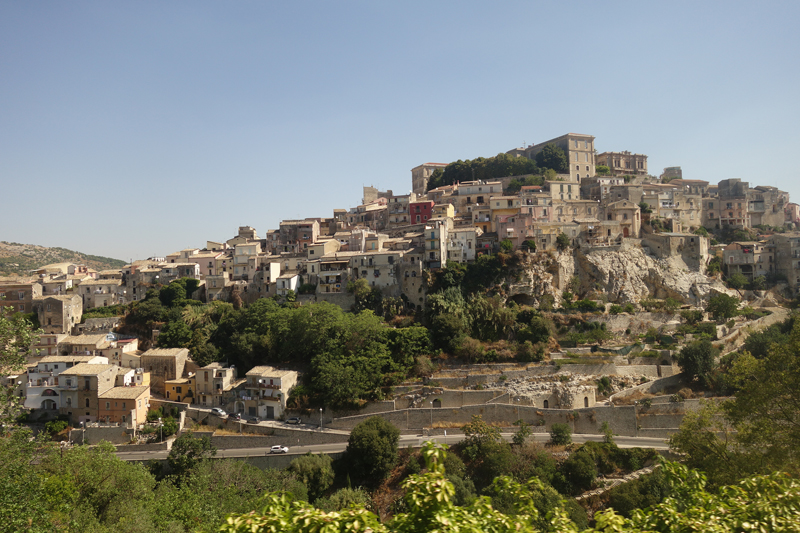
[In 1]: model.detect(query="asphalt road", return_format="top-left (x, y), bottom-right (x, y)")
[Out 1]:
top-left (114, 432), bottom-right (669, 462)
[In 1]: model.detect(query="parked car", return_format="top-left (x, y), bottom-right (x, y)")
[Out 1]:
top-left (232, 413), bottom-right (241, 421)
top-left (270, 445), bottom-right (289, 454)
top-left (285, 417), bottom-right (301, 425)
top-left (211, 408), bottom-right (227, 417)
top-left (247, 416), bottom-right (261, 424)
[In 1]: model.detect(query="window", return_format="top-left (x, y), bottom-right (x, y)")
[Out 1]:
top-left (18, 291), bottom-right (24, 300)
top-left (85, 398), bottom-right (90, 408)
top-left (105, 402), bottom-right (110, 409)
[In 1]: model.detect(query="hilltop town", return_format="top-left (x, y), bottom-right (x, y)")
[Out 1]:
top-left (2, 132), bottom-right (799, 530)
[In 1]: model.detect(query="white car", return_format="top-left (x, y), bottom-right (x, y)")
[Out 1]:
top-left (211, 408), bottom-right (227, 417)
top-left (270, 445), bottom-right (289, 454)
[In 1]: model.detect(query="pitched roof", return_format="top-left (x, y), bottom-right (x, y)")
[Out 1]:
top-left (142, 348), bottom-right (189, 357)
top-left (60, 363), bottom-right (118, 376)
top-left (61, 334), bottom-right (110, 345)
top-left (37, 355), bottom-right (96, 363)
top-left (99, 386), bottom-right (150, 399)
top-left (246, 365), bottom-right (295, 378)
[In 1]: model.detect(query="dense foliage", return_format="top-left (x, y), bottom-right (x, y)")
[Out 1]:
top-left (670, 316), bottom-right (800, 488)
top-left (223, 443), bottom-right (800, 533)
top-left (425, 153), bottom-right (545, 191)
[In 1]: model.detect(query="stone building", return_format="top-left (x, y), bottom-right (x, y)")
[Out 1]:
top-left (0, 282), bottom-right (42, 314)
top-left (59, 363), bottom-right (121, 424)
top-left (769, 233), bottom-right (800, 290)
top-left (194, 363), bottom-right (238, 408)
top-left (98, 386), bottom-right (150, 426)
top-left (241, 366), bottom-right (297, 420)
top-left (507, 133), bottom-right (596, 182)
top-left (603, 200), bottom-right (641, 239)
top-left (411, 162), bottom-right (448, 195)
top-left (37, 295), bottom-right (82, 334)
top-left (140, 348), bottom-right (190, 393)
top-left (723, 242), bottom-right (774, 282)
top-left (642, 233), bottom-right (709, 270)
top-left (595, 151), bottom-right (648, 176)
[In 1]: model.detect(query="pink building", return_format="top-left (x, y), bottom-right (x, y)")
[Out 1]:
top-left (496, 213), bottom-right (535, 249)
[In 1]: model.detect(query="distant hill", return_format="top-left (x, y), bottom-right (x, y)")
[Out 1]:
top-left (0, 241), bottom-right (126, 278)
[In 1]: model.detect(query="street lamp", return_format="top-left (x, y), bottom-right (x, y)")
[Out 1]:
top-left (319, 408), bottom-right (323, 430)
top-left (80, 421), bottom-right (84, 445)
top-left (158, 417), bottom-right (162, 442)
top-left (430, 401), bottom-right (433, 429)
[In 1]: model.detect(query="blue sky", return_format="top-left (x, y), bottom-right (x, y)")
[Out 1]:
top-left (2, 1), bottom-right (798, 261)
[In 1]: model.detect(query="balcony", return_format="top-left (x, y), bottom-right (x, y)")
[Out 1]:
top-left (247, 382), bottom-right (280, 390)
top-left (260, 395), bottom-right (281, 402)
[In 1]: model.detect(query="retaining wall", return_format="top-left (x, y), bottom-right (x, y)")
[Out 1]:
top-left (187, 428), bottom-right (349, 448)
top-left (609, 373), bottom-right (687, 401)
top-left (113, 437), bottom-right (175, 452)
top-left (327, 403), bottom-right (641, 437)
top-left (79, 426), bottom-right (133, 445)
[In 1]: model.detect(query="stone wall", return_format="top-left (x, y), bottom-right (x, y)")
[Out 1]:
top-left (77, 426), bottom-right (134, 445)
top-left (326, 403), bottom-right (641, 437)
top-left (189, 429), bottom-right (349, 448)
top-left (609, 373), bottom-right (687, 401)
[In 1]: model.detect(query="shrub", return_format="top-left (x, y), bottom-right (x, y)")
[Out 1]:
top-left (609, 304), bottom-right (623, 315)
top-left (457, 337), bottom-right (484, 362)
top-left (516, 341), bottom-right (545, 362)
top-left (549, 423), bottom-right (572, 445)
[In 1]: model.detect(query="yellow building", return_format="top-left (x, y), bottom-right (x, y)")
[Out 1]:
top-left (164, 376), bottom-right (194, 403)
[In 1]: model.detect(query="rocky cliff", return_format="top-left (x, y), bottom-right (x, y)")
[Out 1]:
top-left (505, 242), bottom-right (733, 306)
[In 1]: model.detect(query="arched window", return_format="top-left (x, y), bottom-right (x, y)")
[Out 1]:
top-left (584, 397), bottom-right (589, 407)
top-left (85, 398), bottom-right (90, 408)
top-left (543, 399), bottom-right (549, 409)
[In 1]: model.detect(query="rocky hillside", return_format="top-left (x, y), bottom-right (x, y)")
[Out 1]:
top-left (0, 241), bottom-right (126, 279)
top-left (505, 243), bottom-right (734, 307)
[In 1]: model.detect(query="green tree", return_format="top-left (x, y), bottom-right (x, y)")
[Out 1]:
top-left (167, 431), bottom-right (217, 478)
top-left (549, 423), bottom-right (572, 445)
top-left (556, 232), bottom-right (571, 251)
top-left (726, 272), bottom-right (748, 290)
top-left (343, 417), bottom-right (400, 487)
top-left (159, 281), bottom-right (187, 307)
top-left (706, 292), bottom-right (740, 321)
top-left (0, 308), bottom-right (39, 424)
top-left (595, 164), bottom-right (610, 175)
top-left (499, 239), bottom-right (514, 253)
top-left (0, 429), bottom-right (54, 532)
top-left (157, 318), bottom-right (193, 348)
top-left (601, 421), bottom-right (615, 445)
top-left (676, 339), bottom-right (718, 387)
top-left (512, 420), bottom-right (532, 446)
top-left (534, 144), bottom-right (568, 172)
top-left (553, 449), bottom-right (597, 495)
top-left (706, 256), bottom-right (722, 276)
top-left (315, 487), bottom-right (373, 512)
top-left (289, 453), bottom-right (334, 501)
top-left (221, 443), bottom-right (800, 533)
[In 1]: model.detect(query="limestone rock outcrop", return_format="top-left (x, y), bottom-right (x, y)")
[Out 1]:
top-left (504, 243), bottom-right (733, 306)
